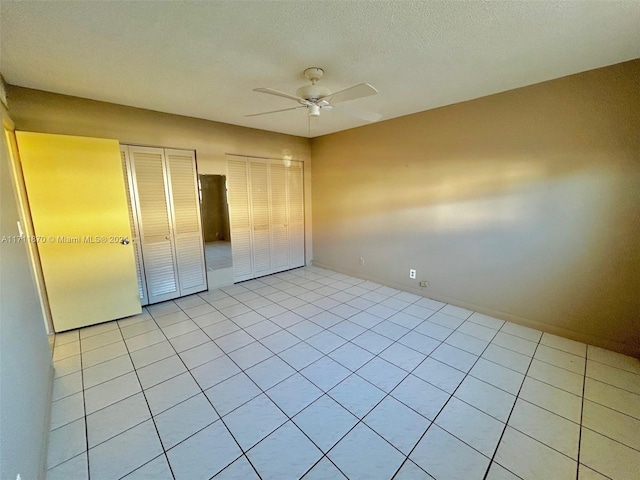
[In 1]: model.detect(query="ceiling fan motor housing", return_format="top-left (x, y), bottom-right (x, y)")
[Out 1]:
top-left (296, 84), bottom-right (331, 101)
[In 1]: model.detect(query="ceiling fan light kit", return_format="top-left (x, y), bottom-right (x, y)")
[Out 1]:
top-left (247, 66), bottom-right (381, 125)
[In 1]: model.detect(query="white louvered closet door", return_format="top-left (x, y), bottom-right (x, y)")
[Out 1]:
top-left (128, 146), bottom-right (180, 304)
top-left (269, 163), bottom-right (290, 270)
top-left (249, 161), bottom-right (272, 276)
top-left (120, 147), bottom-right (149, 305)
top-left (227, 159), bottom-right (253, 282)
top-left (165, 149), bottom-right (207, 296)
top-left (287, 161), bottom-right (305, 268)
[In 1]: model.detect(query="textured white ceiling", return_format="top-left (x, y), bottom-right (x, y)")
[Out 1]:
top-left (1, 1), bottom-right (639, 138)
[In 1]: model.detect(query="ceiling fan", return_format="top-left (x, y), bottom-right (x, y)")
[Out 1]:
top-left (246, 67), bottom-right (382, 123)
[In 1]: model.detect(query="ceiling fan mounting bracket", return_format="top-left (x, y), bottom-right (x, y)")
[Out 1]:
top-left (303, 67), bottom-right (324, 84)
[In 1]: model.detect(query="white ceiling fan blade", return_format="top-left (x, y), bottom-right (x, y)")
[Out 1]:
top-left (245, 106), bottom-right (306, 117)
top-left (324, 83), bottom-right (378, 105)
top-left (253, 87), bottom-right (311, 105)
top-left (332, 104), bottom-right (382, 123)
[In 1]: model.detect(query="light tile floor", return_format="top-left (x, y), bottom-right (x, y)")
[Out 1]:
top-left (205, 241), bottom-right (232, 270)
top-left (46, 266), bottom-right (640, 480)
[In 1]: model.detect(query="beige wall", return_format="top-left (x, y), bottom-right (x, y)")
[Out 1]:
top-left (311, 60), bottom-right (640, 357)
top-left (7, 86), bottom-right (313, 287)
top-left (1, 103), bottom-right (53, 480)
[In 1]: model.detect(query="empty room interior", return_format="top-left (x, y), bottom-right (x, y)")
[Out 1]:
top-left (1, 2), bottom-right (639, 480)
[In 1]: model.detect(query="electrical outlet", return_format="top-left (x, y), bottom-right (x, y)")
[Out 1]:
top-left (409, 269), bottom-right (416, 279)
top-left (419, 281), bottom-right (429, 288)
top-left (359, 257), bottom-right (365, 266)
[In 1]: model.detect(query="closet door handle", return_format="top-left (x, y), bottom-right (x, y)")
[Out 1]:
top-left (165, 235), bottom-right (170, 240)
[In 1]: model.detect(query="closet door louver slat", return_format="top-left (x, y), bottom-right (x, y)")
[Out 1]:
top-left (249, 161), bottom-right (272, 276)
top-left (165, 150), bottom-right (207, 295)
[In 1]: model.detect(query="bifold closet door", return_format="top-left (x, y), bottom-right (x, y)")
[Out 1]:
top-left (287, 161), bottom-right (305, 268)
top-left (165, 149), bottom-right (207, 296)
top-left (270, 163), bottom-right (290, 270)
top-left (227, 159), bottom-right (253, 282)
top-left (249, 161), bottom-right (272, 277)
top-left (127, 146), bottom-right (180, 304)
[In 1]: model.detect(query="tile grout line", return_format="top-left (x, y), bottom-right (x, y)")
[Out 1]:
top-left (480, 331), bottom-right (544, 480)
top-left (576, 344), bottom-right (588, 480)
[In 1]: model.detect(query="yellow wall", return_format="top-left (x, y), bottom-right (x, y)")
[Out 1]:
top-left (7, 86), bottom-right (313, 284)
top-left (311, 60), bottom-right (640, 357)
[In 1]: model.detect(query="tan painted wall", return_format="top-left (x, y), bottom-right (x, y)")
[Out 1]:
top-left (6, 86), bottom-right (313, 288)
top-left (311, 60), bottom-right (640, 357)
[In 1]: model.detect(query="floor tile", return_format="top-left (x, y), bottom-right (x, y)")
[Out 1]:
top-left (232, 311), bottom-right (265, 328)
top-left (147, 301), bottom-right (181, 318)
top-left (587, 345), bottom-right (640, 374)
top-left (271, 311), bottom-right (305, 329)
top-left (154, 310), bottom-right (189, 328)
top-left (356, 357), bottom-right (406, 393)
top-left (81, 329), bottom-right (123, 352)
top-left (329, 303), bottom-right (361, 319)
top-left (52, 371), bottom-right (83, 402)
top-left (228, 341), bottom-right (273, 369)
top-left (491, 331), bottom-right (537, 357)
top-left (440, 304), bottom-right (473, 319)
top-left (415, 297), bottom-right (446, 311)
top-left (145, 372), bottom-right (201, 415)
top-left (125, 329), bottom-right (166, 352)
top-left (413, 357), bottom-right (466, 394)
top-left (541, 332), bottom-right (586, 357)
top-left (534, 344), bottom-right (585, 374)
top-left (309, 312), bottom-right (344, 328)
top-left (83, 354), bottom-right (134, 389)
top-left (155, 393), bottom-right (219, 450)
top-left (582, 399), bottom-right (640, 450)
top-left (366, 304), bottom-right (398, 320)
top-left (244, 319), bottom-right (282, 339)
top-left (430, 342), bottom-right (479, 373)
top-left (202, 319), bottom-right (240, 339)
top-left (54, 330), bottom-right (80, 346)
top-left (179, 341), bottom-right (224, 369)
top-left (445, 331), bottom-right (489, 356)
top-left (293, 395), bottom-right (358, 452)
top-left (46, 452), bottom-right (88, 480)
top-left (427, 311), bottom-right (466, 329)
top-left (87, 392), bottom-right (150, 448)
top-left (414, 320), bottom-right (454, 341)
top-left (223, 394), bottom-right (288, 450)
top-left (469, 358), bottom-right (524, 395)
top-left (219, 303), bottom-right (252, 319)
top-left (215, 329), bottom-right (255, 353)
top-left (192, 355), bottom-right (242, 389)
top-left (328, 423), bottom-right (405, 480)
top-left (169, 329), bottom-right (210, 353)
top-left (352, 330), bottom-right (394, 355)
top-left (577, 464), bottom-right (609, 480)
top-left (301, 457), bottom-right (347, 479)
top-left (467, 312), bottom-right (504, 330)
top-left (390, 374), bottom-right (450, 420)
top-left (266, 373), bottom-right (323, 416)
top-left (306, 330), bottom-right (347, 354)
top-left (247, 421), bottom-right (322, 480)
top-left (527, 359), bottom-right (584, 396)
top-left (457, 320), bottom-right (497, 341)
top-left (129, 341), bottom-right (175, 369)
top-left (348, 311), bottom-right (383, 329)
top-left (260, 330), bottom-right (301, 353)
top-left (494, 426), bottom-right (576, 480)
top-left (481, 344), bottom-right (531, 374)
top-left (398, 331), bottom-right (441, 356)
top-left (84, 371), bottom-right (141, 414)
top-left (519, 376), bottom-right (582, 423)
top-left (302, 356), bottom-right (351, 391)
top-left (328, 373), bottom-right (386, 418)
top-left (410, 425), bottom-right (490, 480)
top-left (205, 372), bottom-right (261, 416)
top-left (47, 418), bottom-right (86, 469)
top-left (167, 420), bottom-right (242, 480)
top-left (454, 375), bottom-right (516, 423)
top-left (393, 459), bottom-right (434, 479)
top-left (175, 294), bottom-right (206, 309)
top-left (255, 303), bottom-right (287, 318)
top-left (500, 322), bottom-right (542, 342)
top-left (278, 342), bottom-right (324, 370)
top-left (122, 454), bottom-right (173, 479)
top-left (579, 428), bottom-right (640, 480)
top-left (53, 354), bottom-right (82, 378)
top-left (50, 391), bottom-right (84, 430)
top-left (246, 355), bottom-right (296, 390)
top-left (372, 320), bottom-right (410, 341)
top-left (327, 343), bottom-right (373, 372)
top-left (80, 321), bottom-right (119, 339)
top-left (388, 310), bottom-right (424, 329)
top-left (89, 419), bottom-right (163, 480)
top-left (192, 310), bottom-right (228, 328)
top-left (288, 319), bottom-right (324, 340)
top-left (364, 396), bottom-right (430, 454)
top-left (586, 360), bottom-right (640, 395)
top-left (81, 341), bottom-right (128, 368)
top-left (379, 342), bottom-right (426, 371)
top-left (292, 303), bottom-right (325, 319)
top-left (137, 355), bottom-right (186, 389)
top-left (436, 397), bottom-right (504, 457)
top-left (329, 320), bottom-right (366, 340)
top-left (213, 455), bottom-right (260, 479)
top-left (184, 302), bottom-right (216, 319)
top-left (584, 377), bottom-right (640, 420)
top-left (485, 462), bottom-right (520, 480)
top-left (120, 319), bottom-right (159, 339)
top-left (510, 398), bottom-right (579, 459)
